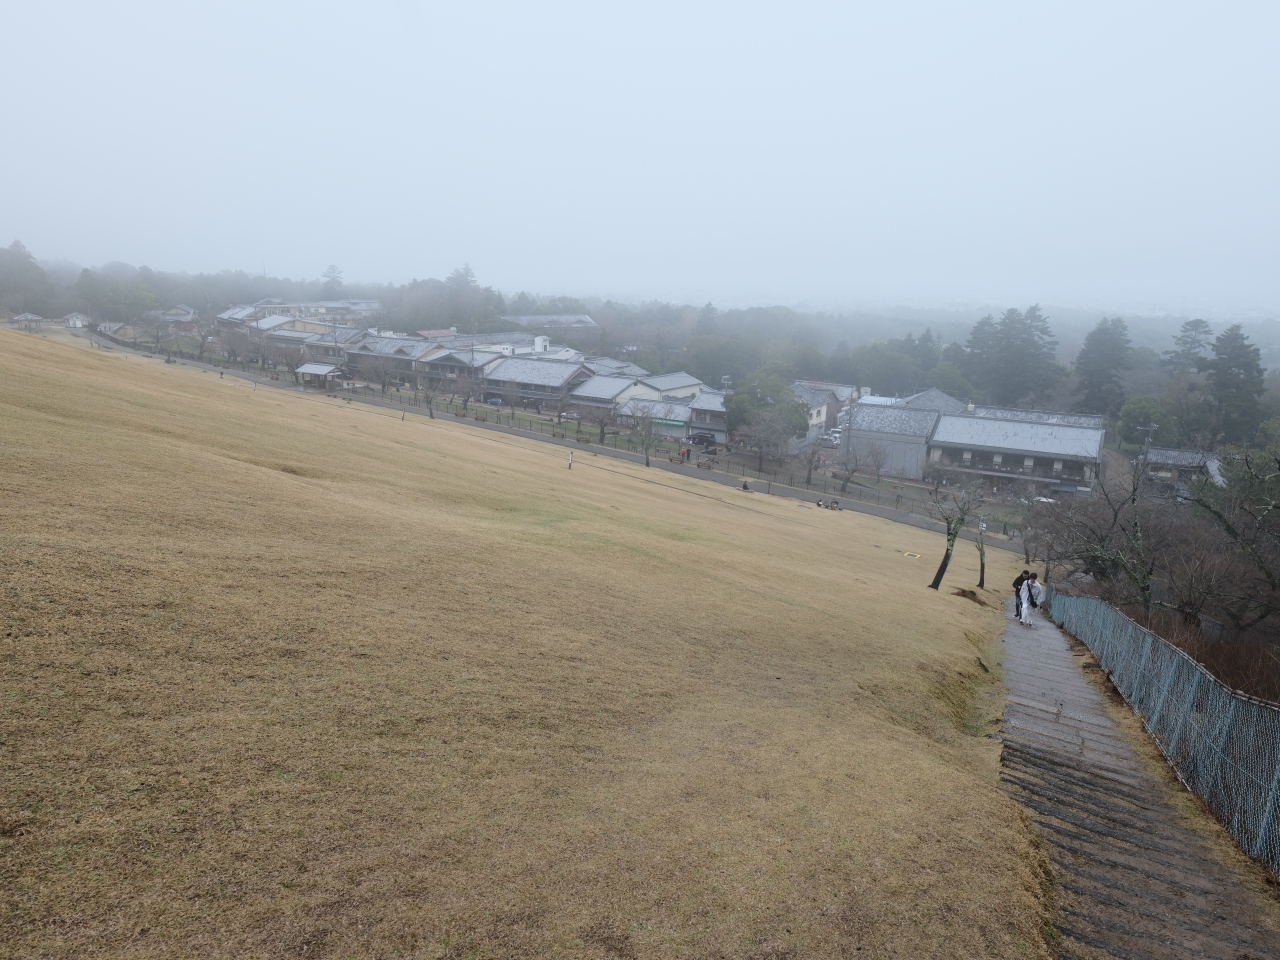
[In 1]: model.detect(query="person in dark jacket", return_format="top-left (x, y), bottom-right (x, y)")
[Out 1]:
top-left (1013, 570), bottom-right (1030, 619)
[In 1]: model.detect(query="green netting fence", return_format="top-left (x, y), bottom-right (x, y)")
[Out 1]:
top-left (1045, 587), bottom-right (1280, 878)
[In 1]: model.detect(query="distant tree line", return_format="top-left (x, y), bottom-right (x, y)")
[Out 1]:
top-left (3, 238), bottom-right (1276, 450)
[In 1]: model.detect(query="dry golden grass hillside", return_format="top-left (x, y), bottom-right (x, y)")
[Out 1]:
top-left (1, 330), bottom-right (1043, 959)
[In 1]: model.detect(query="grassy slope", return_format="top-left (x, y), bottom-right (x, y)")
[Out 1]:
top-left (0, 330), bottom-right (1046, 959)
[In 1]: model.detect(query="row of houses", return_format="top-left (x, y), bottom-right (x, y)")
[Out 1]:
top-left (272, 323), bottom-right (732, 442)
top-left (217, 299), bottom-right (384, 326)
top-left (7, 312), bottom-right (95, 328)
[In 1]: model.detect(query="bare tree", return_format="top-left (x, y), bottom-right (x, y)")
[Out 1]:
top-left (576, 402), bottom-right (615, 444)
top-left (455, 370), bottom-right (476, 411)
top-left (223, 328), bottom-right (249, 364)
top-left (1003, 481), bottom-right (1041, 566)
top-left (927, 473), bottom-right (982, 590)
top-left (147, 316), bottom-right (167, 353)
top-left (865, 440), bottom-right (890, 483)
top-left (1187, 448), bottom-right (1280, 630)
top-left (974, 515), bottom-right (987, 589)
top-left (835, 441), bottom-right (864, 493)
top-left (359, 355), bottom-right (397, 394)
top-left (268, 345), bottom-right (305, 384)
top-left (801, 442), bottom-right (823, 486)
top-left (749, 407), bottom-right (798, 472)
top-left (628, 403), bottom-right (664, 467)
top-left (1158, 513), bottom-right (1242, 625)
top-left (420, 376), bottom-right (439, 418)
top-left (1033, 453), bottom-right (1175, 614)
top-left (502, 380), bottom-right (521, 417)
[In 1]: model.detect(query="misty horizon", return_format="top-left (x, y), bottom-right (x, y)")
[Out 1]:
top-left (5, 3), bottom-right (1279, 313)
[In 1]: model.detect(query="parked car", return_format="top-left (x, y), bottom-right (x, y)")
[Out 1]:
top-left (487, 397), bottom-right (503, 405)
top-left (687, 433), bottom-right (716, 446)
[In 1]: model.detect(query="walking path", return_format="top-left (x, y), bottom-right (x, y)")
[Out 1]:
top-left (999, 600), bottom-right (1280, 959)
top-left (66, 329), bottom-right (1019, 552)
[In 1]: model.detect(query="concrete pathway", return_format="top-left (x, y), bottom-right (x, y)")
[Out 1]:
top-left (999, 600), bottom-right (1280, 958)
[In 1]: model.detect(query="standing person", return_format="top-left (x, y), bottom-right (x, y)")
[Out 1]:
top-left (568, 451), bottom-right (573, 470)
top-left (1029, 573), bottom-right (1044, 615)
top-left (1019, 576), bottom-right (1036, 627)
top-left (1012, 570), bottom-right (1030, 620)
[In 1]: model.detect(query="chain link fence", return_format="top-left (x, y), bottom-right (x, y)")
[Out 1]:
top-left (1045, 587), bottom-right (1280, 878)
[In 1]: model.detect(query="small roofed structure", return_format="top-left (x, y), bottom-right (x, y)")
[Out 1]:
top-left (584, 356), bottom-right (650, 378)
top-left (248, 314), bottom-right (294, 332)
top-left (158, 305), bottom-right (197, 325)
top-left (1145, 447), bottom-right (1223, 490)
top-left (617, 397), bottom-right (693, 439)
top-left (894, 388), bottom-right (968, 415)
top-left (63, 312), bottom-right (93, 328)
top-left (569, 375), bottom-right (643, 408)
top-left (10, 312), bottom-right (43, 325)
top-left (794, 380), bottom-right (857, 406)
top-left (296, 362), bottom-right (341, 388)
top-left (639, 372), bottom-right (706, 398)
top-left (688, 390), bottom-right (728, 443)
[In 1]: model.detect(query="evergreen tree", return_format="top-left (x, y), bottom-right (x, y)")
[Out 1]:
top-left (989, 305), bottom-right (1063, 407)
top-left (1205, 324), bottom-right (1265, 444)
top-left (962, 314), bottom-right (1001, 400)
top-left (1163, 318), bottom-right (1213, 370)
top-left (1072, 317), bottom-right (1132, 415)
top-left (0, 240), bottom-right (54, 316)
top-left (1163, 370), bottom-right (1216, 448)
top-left (912, 328), bottom-right (941, 372)
top-left (694, 302), bottom-right (720, 335)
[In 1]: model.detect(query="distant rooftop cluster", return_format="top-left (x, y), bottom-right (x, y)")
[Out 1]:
top-left (500, 314), bottom-right (598, 330)
top-left (203, 306), bottom-right (730, 443)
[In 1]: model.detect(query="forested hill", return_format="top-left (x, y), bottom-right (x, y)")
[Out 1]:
top-left (4, 239), bottom-right (1280, 448)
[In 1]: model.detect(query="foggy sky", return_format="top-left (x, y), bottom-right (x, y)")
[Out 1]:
top-left (4, 2), bottom-right (1277, 312)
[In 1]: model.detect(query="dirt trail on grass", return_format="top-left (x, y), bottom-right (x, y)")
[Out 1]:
top-left (998, 601), bottom-right (1280, 959)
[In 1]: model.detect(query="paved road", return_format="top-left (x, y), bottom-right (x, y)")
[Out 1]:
top-left (71, 330), bottom-right (1021, 554)
top-left (998, 599), bottom-right (1280, 959)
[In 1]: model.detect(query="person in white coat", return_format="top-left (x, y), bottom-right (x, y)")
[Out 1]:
top-left (1019, 576), bottom-right (1036, 626)
top-left (1020, 574), bottom-right (1044, 626)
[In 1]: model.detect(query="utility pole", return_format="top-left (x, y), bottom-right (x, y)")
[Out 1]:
top-left (1137, 422), bottom-right (1159, 476)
